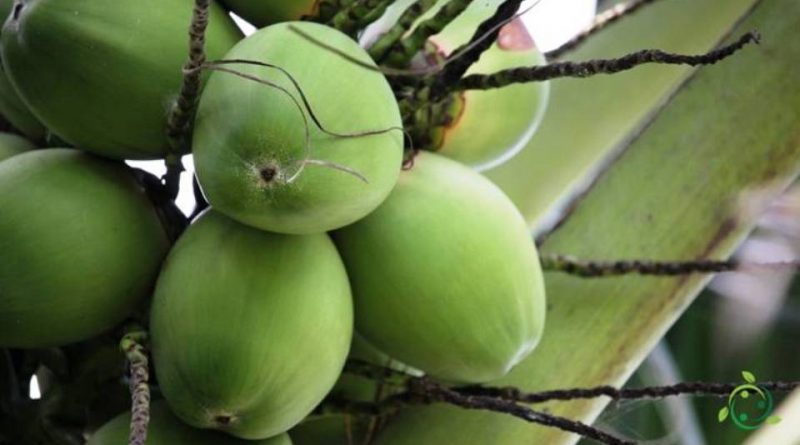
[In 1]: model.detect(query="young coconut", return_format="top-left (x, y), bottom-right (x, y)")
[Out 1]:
top-left (333, 151), bottom-right (546, 384)
top-left (150, 210), bottom-right (353, 439)
top-left (366, 0), bottom-right (549, 171)
top-left (193, 21), bottom-right (403, 235)
top-left (0, 0), bottom-right (242, 159)
top-left (0, 0), bottom-right (44, 141)
top-left (88, 401), bottom-right (293, 445)
top-left (0, 131), bottom-right (34, 161)
top-left (0, 149), bottom-right (170, 347)
top-left (220, 0), bottom-right (319, 27)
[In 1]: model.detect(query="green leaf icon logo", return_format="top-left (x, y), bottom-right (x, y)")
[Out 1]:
top-left (718, 406), bottom-right (730, 422)
top-left (742, 371), bottom-right (756, 383)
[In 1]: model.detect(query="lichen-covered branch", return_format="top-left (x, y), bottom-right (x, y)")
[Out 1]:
top-left (120, 331), bottom-right (150, 445)
top-left (418, 381), bottom-right (633, 445)
top-left (547, 0), bottom-right (664, 59)
top-left (368, 0), bottom-right (438, 62)
top-left (541, 254), bottom-right (800, 277)
top-left (433, 0), bottom-right (524, 94)
top-left (458, 380), bottom-right (800, 403)
top-left (381, 0), bottom-right (472, 66)
top-left (329, 0), bottom-right (394, 36)
top-left (454, 31), bottom-right (759, 91)
top-left (164, 0), bottom-right (211, 199)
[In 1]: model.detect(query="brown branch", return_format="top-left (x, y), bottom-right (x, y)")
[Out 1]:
top-left (458, 380), bottom-right (800, 404)
top-left (328, 0), bottom-right (394, 36)
top-left (342, 361), bottom-right (630, 444)
top-left (419, 381), bottom-right (633, 445)
top-left (381, 0), bottom-right (473, 67)
top-left (120, 330), bottom-right (150, 445)
top-left (455, 31), bottom-right (759, 91)
top-left (164, 0), bottom-right (211, 199)
top-left (433, 0), bottom-right (525, 94)
top-left (541, 254), bottom-right (800, 277)
top-left (335, 361), bottom-right (800, 444)
top-left (546, 0), bottom-right (664, 59)
top-left (368, 0), bottom-right (439, 62)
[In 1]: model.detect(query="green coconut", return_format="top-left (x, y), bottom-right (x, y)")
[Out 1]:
top-left (88, 401), bottom-right (293, 445)
top-left (365, 0), bottom-right (549, 171)
top-left (193, 21), bottom-right (403, 234)
top-left (221, 0), bottom-right (318, 27)
top-left (0, 0), bottom-right (44, 141)
top-left (0, 0), bottom-right (242, 159)
top-left (0, 149), bottom-right (170, 347)
top-left (151, 210), bottom-right (353, 439)
top-left (0, 131), bottom-right (33, 161)
top-left (333, 151), bottom-right (546, 383)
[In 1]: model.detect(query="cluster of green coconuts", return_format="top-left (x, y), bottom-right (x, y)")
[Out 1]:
top-left (0, 0), bottom-right (550, 443)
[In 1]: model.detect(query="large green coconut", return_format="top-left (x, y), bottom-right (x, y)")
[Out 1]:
top-left (221, 0), bottom-right (318, 27)
top-left (0, 0), bottom-right (242, 159)
top-left (151, 210), bottom-right (353, 439)
top-left (365, 0), bottom-right (549, 171)
top-left (88, 401), bottom-right (293, 445)
top-left (333, 151), bottom-right (546, 383)
top-left (0, 0), bottom-right (44, 141)
top-left (193, 22), bottom-right (403, 235)
top-left (0, 130), bottom-right (33, 161)
top-left (0, 149), bottom-right (170, 347)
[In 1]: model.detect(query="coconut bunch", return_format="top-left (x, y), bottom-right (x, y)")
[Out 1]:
top-left (0, 0), bottom-right (549, 443)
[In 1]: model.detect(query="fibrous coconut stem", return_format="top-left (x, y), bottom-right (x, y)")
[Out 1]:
top-left (164, 0), bottom-right (211, 199)
top-left (432, 0), bottom-right (524, 96)
top-left (368, 0), bottom-right (438, 62)
top-left (120, 330), bottom-right (150, 445)
top-left (381, 0), bottom-right (473, 67)
top-left (453, 31), bottom-right (760, 91)
top-left (540, 253), bottom-right (800, 277)
top-left (329, 0), bottom-right (395, 37)
top-left (547, 0), bottom-right (665, 59)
